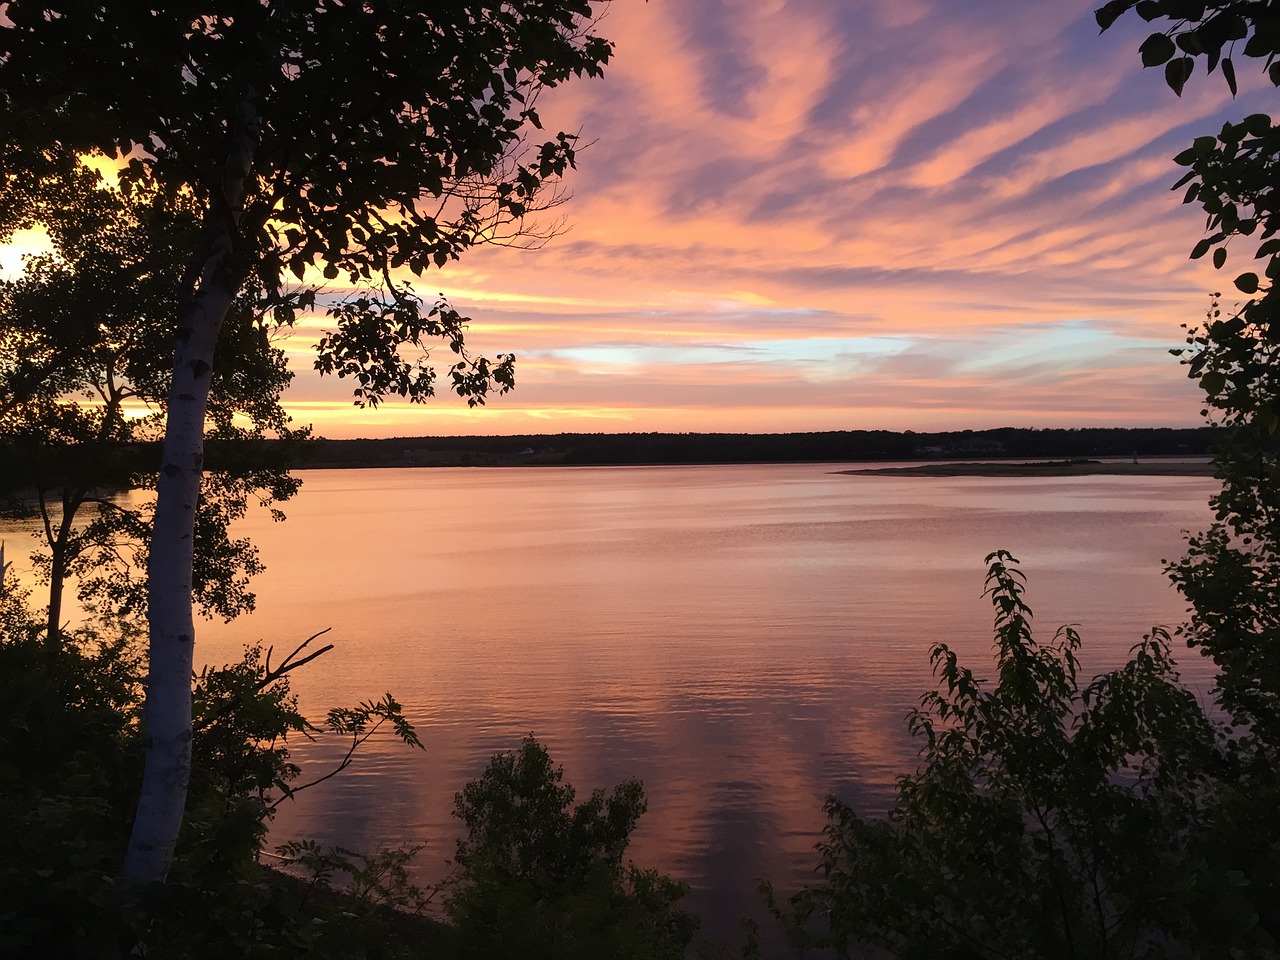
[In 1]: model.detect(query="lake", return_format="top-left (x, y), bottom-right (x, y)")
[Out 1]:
top-left (1, 462), bottom-right (1221, 945)
top-left (191, 463), bottom-right (1217, 943)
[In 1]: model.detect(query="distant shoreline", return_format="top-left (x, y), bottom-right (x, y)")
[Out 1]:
top-left (280, 427), bottom-right (1220, 470)
top-left (841, 458), bottom-right (1215, 478)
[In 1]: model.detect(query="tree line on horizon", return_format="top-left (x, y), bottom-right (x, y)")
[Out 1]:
top-left (297, 426), bottom-right (1221, 468)
top-left (2, 426), bottom-right (1218, 479)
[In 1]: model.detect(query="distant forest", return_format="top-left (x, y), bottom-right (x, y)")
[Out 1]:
top-left (297, 426), bottom-right (1221, 469)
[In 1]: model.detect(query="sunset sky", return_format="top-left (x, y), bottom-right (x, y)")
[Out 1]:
top-left (9, 1), bottom-right (1271, 439)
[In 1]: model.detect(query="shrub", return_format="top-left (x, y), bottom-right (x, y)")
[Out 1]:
top-left (446, 736), bottom-right (697, 960)
top-left (770, 552), bottom-right (1279, 959)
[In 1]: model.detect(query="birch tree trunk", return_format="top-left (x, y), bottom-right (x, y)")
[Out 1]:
top-left (42, 491), bottom-right (77, 648)
top-left (120, 291), bottom-right (227, 883)
top-left (121, 100), bottom-right (258, 884)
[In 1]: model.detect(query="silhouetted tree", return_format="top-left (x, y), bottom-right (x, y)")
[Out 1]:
top-left (1099, 0), bottom-right (1280, 750)
top-left (0, 0), bottom-right (612, 883)
top-left (1, 149), bottom-right (303, 646)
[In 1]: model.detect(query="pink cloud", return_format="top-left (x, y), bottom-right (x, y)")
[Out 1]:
top-left (277, 2), bottom-right (1250, 439)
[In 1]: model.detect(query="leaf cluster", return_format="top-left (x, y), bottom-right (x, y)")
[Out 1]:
top-left (1097, 3), bottom-right (1280, 363)
top-left (1095, 0), bottom-right (1279, 95)
top-left (0, 1), bottom-right (612, 295)
top-left (315, 288), bottom-right (516, 409)
top-left (0, 150), bottom-right (310, 628)
top-left (772, 552), bottom-right (1276, 959)
top-left (1170, 299), bottom-right (1280, 746)
top-left (445, 736), bottom-right (697, 960)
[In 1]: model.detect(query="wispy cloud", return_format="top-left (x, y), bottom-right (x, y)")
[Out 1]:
top-left (280, 0), bottom-right (1258, 437)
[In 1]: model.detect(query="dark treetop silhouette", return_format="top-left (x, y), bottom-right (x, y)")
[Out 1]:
top-left (0, 0), bottom-right (612, 884)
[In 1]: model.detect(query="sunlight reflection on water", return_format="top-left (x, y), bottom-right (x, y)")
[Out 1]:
top-left (213, 463), bottom-right (1218, 944)
top-left (5, 462), bottom-right (1218, 947)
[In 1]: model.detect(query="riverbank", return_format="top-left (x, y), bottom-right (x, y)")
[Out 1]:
top-left (1, 429), bottom-right (1213, 478)
top-left (287, 427), bottom-right (1219, 470)
top-left (841, 458), bottom-right (1215, 477)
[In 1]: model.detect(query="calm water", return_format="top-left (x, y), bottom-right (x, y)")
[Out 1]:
top-left (199, 463), bottom-right (1217, 943)
top-left (3, 463), bottom-right (1220, 944)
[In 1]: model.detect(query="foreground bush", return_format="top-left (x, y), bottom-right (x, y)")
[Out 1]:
top-left (446, 736), bottom-right (697, 960)
top-left (772, 552), bottom-right (1278, 959)
top-left (0, 595), bottom-right (434, 958)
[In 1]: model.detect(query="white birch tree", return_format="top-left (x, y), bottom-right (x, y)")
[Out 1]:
top-left (0, 0), bottom-right (612, 884)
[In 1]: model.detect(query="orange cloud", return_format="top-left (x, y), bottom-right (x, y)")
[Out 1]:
top-left (13, 3), bottom-right (1252, 440)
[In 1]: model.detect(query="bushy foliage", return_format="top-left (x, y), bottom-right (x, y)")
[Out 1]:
top-left (773, 552), bottom-right (1277, 959)
top-left (445, 736), bottom-right (697, 960)
top-left (276, 840), bottom-right (434, 916)
top-left (0, 149), bottom-right (307, 637)
top-left (0, 592), bottom-right (431, 958)
top-left (1098, 0), bottom-right (1280, 757)
top-left (1170, 295), bottom-right (1280, 754)
top-left (0, 593), bottom-right (144, 955)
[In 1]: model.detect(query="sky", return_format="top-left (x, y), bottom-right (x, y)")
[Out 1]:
top-left (8, 0), bottom-right (1272, 439)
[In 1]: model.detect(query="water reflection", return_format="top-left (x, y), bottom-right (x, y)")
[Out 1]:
top-left (1, 463), bottom-right (1219, 943)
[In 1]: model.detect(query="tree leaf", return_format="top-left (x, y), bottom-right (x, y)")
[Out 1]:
top-left (1165, 56), bottom-right (1194, 95)
top-left (1200, 370), bottom-right (1226, 395)
top-left (1094, 0), bottom-right (1130, 31)
top-left (1243, 113), bottom-right (1272, 137)
top-left (1141, 32), bottom-right (1177, 66)
top-left (1176, 29), bottom-right (1205, 55)
top-left (1235, 272), bottom-right (1260, 294)
top-left (1136, 0), bottom-right (1163, 21)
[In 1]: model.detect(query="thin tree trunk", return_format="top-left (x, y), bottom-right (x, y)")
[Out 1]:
top-left (44, 492), bottom-right (75, 647)
top-left (46, 367), bottom-right (127, 648)
top-left (122, 97), bottom-right (259, 885)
